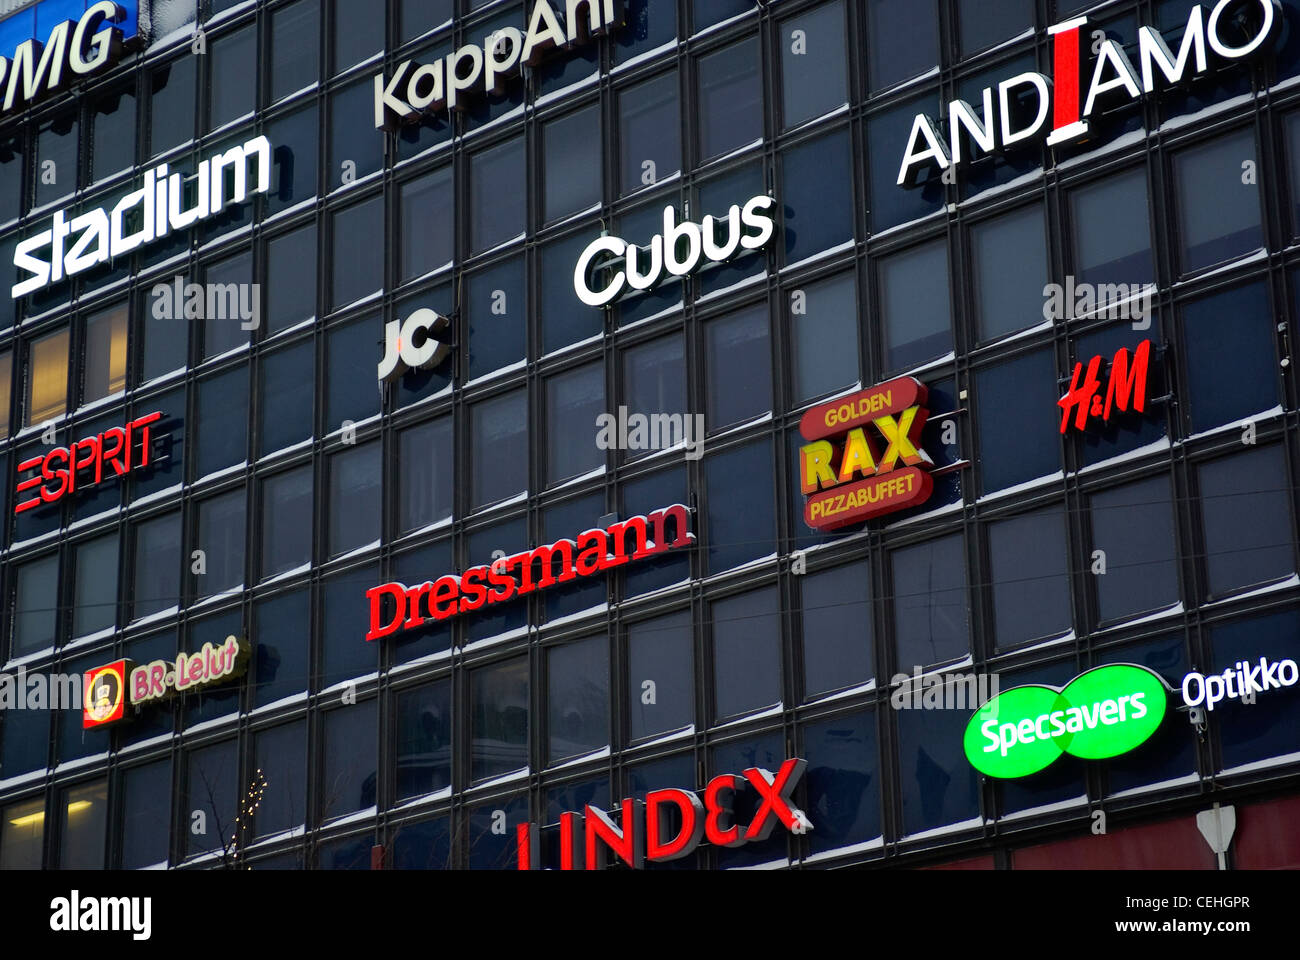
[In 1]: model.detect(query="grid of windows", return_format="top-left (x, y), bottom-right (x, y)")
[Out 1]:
top-left (1, 0), bottom-right (1299, 869)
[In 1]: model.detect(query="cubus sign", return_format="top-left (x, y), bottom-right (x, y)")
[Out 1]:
top-left (898, 0), bottom-right (1281, 187)
top-left (83, 636), bottom-right (248, 729)
top-left (366, 505), bottom-right (694, 642)
top-left (14, 411), bottom-right (164, 515)
top-left (1058, 339), bottom-right (1152, 434)
top-left (963, 663), bottom-right (1169, 778)
top-left (798, 378), bottom-right (934, 531)
top-left (516, 758), bottom-right (812, 870)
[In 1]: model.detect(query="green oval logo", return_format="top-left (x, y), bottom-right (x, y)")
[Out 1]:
top-left (963, 664), bottom-right (1169, 779)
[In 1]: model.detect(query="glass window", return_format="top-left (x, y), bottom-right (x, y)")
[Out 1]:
top-left (73, 536), bottom-right (118, 639)
top-left (0, 797), bottom-right (44, 869)
top-left (892, 534), bottom-right (968, 670)
top-left (543, 105), bottom-right (601, 223)
top-left (1208, 608), bottom-right (1300, 771)
top-left (396, 680), bottom-right (452, 801)
top-left (119, 761), bottom-right (169, 869)
top-left (321, 702), bottom-right (378, 821)
top-left (958, 0), bottom-right (1034, 55)
top-left (261, 467), bottom-right (313, 579)
top-left (471, 137), bottom-right (525, 254)
top-left (465, 256), bottom-right (525, 382)
top-left (331, 196), bottom-right (384, 311)
top-left (471, 390), bottom-right (528, 510)
top-left (547, 635), bottom-right (610, 764)
top-left (789, 272), bottom-right (858, 406)
top-left (804, 710), bottom-right (881, 856)
top-left (58, 780), bottom-right (107, 869)
top-left (710, 733), bottom-right (788, 868)
top-left (780, 2), bottom-right (847, 130)
top-left (802, 560), bottom-right (872, 698)
top-left (92, 87), bottom-right (136, 181)
top-left (698, 38), bottom-right (761, 161)
top-left (332, 0), bottom-right (384, 73)
top-left (705, 304), bottom-right (771, 430)
top-left (202, 252), bottom-right (253, 359)
top-left (540, 494), bottom-right (607, 623)
top-left (471, 657), bottom-right (529, 782)
top-left (541, 231), bottom-right (602, 354)
top-left (184, 740), bottom-right (236, 858)
top-left (400, 0), bottom-right (452, 42)
top-left (150, 57), bottom-right (197, 159)
top-left (398, 417), bottom-right (453, 534)
top-left (619, 73), bottom-right (680, 195)
top-left (194, 490), bottom-right (246, 600)
top-left (328, 442), bottom-right (381, 558)
top-left (270, 0), bottom-right (321, 103)
top-left (988, 506), bottom-right (1071, 650)
top-left (1182, 281), bottom-right (1278, 434)
top-left (253, 588), bottom-right (310, 708)
top-left (12, 553), bottom-right (58, 656)
top-left (325, 316), bottom-right (382, 431)
top-left (0, 133), bottom-right (22, 225)
top-left (615, 0), bottom-right (676, 65)
top-left (1090, 476), bottom-right (1179, 624)
top-left (391, 818), bottom-right (452, 869)
top-left (139, 282), bottom-right (188, 383)
top-left (1175, 129), bottom-right (1263, 274)
top-left (330, 78), bottom-right (384, 191)
top-left (252, 722), bottom-right (307, 839)
top-left (35, 114), bottom-right (77, 208)
top-left (547, 363), bottom-right (605, 484)
top-left (975, 347), bottom-right (1059, 495)
top-left (869, 95), bottom-right (945, 233)
top-left (82, 304), bottom-right (128, 405)
top-left (259, 339), bottom-right (314, 457)
top-left (879, 239), bottom-right (951, 371)
top-left (266, 224), bottom-right (318, 334)
top-left (209, 24), bottom-right (257, 130)
top-left (26, 327), bottom-right (68, 427)
top-left (266, 103), bottom-right (320, 214)
top-left (867, 0), bottom-right (939, 91)
top-left (626, 608), bottom-right (696, 738)
top-left (195, 367), bottom-right (248, 478)
top-left (317, 834), bottom-right (373, 869)
top-left (713, 586), bottom-right (782, 721)
top-left (400, 166), bottom-right (453, 283)
top-left (467, 794), bottom-right (527, 869)
top-left (1288, 112), bottom-right (1300, 237)
top-left (622, 335), bottom-right (687, 458)
top-left (781, 128), bottom-right (852, 263)
top-left (1070, 168), bottom-right (1154, 288)
top-left (705, 439), bottom-right (776, 573)
top-left (1199, 446), bottom-right (1294, 598)
top-left (896, 706), bottom-right (981, 836)
top-left (622, 466), bottom-right (692, 597)
top-left (972, 205), bottom-right (1048, 341)
top-left (0, 349), bottom-right (11, 439)
top-left (133, 511), bottom-right (181, 622)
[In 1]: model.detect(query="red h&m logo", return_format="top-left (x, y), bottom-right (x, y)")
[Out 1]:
top-left (1058, 339), bottom-right (1152, 434)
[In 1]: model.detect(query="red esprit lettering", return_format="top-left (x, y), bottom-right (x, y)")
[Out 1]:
top-left (14, 455), bottom-right (45, 514)
top-left (743, 759), bottom-right (809, 842)
top-left (515, 823), bottom-right (536, 871)
top-left (703, 774), bottom-right (746, 848)
top-left (100, 427), bottom-right (128, 475)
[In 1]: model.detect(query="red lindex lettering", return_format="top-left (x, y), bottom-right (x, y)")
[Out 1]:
top-left (517, 757), bottom-right (812, 869)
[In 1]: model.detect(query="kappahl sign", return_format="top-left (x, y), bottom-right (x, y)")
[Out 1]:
top-left (898, 0), bottom-right (1281, 187)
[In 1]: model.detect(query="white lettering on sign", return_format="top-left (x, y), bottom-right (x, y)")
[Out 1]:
top-left (378, 308), bottom-right (453, 384)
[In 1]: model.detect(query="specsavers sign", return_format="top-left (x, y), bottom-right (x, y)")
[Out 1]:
top-left (963, 663), bottom-right (1168, 778)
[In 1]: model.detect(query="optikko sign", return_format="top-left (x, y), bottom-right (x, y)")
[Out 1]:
top-left (963, 664), bottom-right (1169, 778)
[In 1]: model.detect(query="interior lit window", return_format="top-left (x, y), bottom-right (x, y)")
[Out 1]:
top-left (0, 348), bottom-right (11, 440)
top-left (25, 328), bottom-right (69, 427)
top-left (83, 304), bottom-right (128, 405)
top-left (0, 797), bottom-right (45, 870)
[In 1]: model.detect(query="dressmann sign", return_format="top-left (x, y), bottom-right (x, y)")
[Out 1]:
top-left (0, 1), bottom-right (143, 118)
top-left (898, 0), bottom-right (1282, 187)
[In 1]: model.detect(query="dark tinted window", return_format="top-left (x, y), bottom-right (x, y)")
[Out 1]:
top-left (619, 73), bottom-right (680, 194)
top-left (399, 417), bottom-right (454, 533)
top-left (893, 534), bottom-right (968, 669)
top-left (471, 390), bottom-right (528, 510)
top-left (134, 512), bottom-right (181, 622)
top-left (331, 197), bottom-right (384, 311)
top-left (988, 506), bottom-right (1071, 650)
top-left (802, 560), bottom-right (873, 698)
top-left (1070, 169), bottom-right (1154, 288)
top-left (270, 0), bottom-right (321, 103)
top-left (867, 0), bottom-right (939, 91)
top-left (266, 224), bottom-right (318, 333)
top-left (193, 490), bottom-right (246, 600)
top-left (713, 586), bottom-right (782, 720)
top-left (780, 2), bottom-right (847, 130)
top-left (329, 79), bottom-right (384, 190)
top-left (396, 680), bottom-right (452, 801)
top-left (1182, 281), bottom-right (1278, 433)
top-left (328, 442), bottom-right (381, 558)
top-left (782, 128), bottom-right (852, 263)
top-left (975, 348), bottom-right (1059, 495)
top-left (896, 706), bottom-right (980, 836)
top-left (1199, 446), bottom-right (1294, 598)
top-left (259, 339), bottom-right (314, 457)
top-left (195, 367), bottom-right (248, 478)
top-left (548, 635), bottom-right (610, 763)
top-left (698, 38), bottom-right (761, 160)
top-left (1175, 129), bottom-right (1263, 274)
top-left (73, 536), bottom-right (118, 639)
top-left (465, 256), bottom-right (525, 381)
top-left (626, 609), bottom-right (693, 741)
top-left (880, 239), bottom-right (951, 371)
top-left (321, 564), bottom-right (380, 690)
top-left (120, 761), bottom-right (170, 869)
top-left (332, 0), bottom-right (384, 72)
top-left (471, 657), bottom-right (529, 782)
top-left (972, 205), bottom-right (1048, 341)
top-left (321, 702), bottom-right (378, 820)
top-left (209, 25), bottom-right (257, 130)
top-left (150, 58), bottom-right (197, 158)
top-left (12, 554), bottom-right (58, 656)
top-left (541, 232), bottom-right (603, 354)
top-left (804, 710), bottom-right (881, 857)
top-left (261, 467), bottom-right (313, 578)
top-left (470, 137), bottom-right (525, 254)
top-left (184, 740), bottom-right (236, 857)
top-left (547, 363), bottom-right (605, 484)
top-left (705, 304), bottom-right (771, 429)
top-left (1208, 608), bottom-right (1300, 770)
top-left (789, 272), bottom-right (858, 405)
top-left (252, 722), bottom-right (307, 838)
top-left (1090, 476), bottom-right (1179, 624)
top-left (544, 105), bottom-right (601, 223)
top-left (958, 0), bottom-right (1034, 55)
top-left (252, 588), bottom-right (310, 708)
top-left (705, 439), bottom-right (776, 572)
top-left (92, 87), bottom-right (136, 181)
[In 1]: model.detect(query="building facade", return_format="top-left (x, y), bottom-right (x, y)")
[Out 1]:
top-left (1, 0), bottom-right (1299, 870)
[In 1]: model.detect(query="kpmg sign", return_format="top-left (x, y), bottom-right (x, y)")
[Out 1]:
top-left (0, 1), bottom-right (142, 117)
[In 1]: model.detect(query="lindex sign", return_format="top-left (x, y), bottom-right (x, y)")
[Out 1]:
top-left (963, 664), bottom-right (1169, 778)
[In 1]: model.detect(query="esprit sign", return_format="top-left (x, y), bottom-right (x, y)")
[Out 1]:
top-left (374, 0), bottom-right (623, 130)
top-left (12, 136), bottom-right (272, 298)
top-left (1059, 339), bottom-right (1152, 434)
top-left (516, 758), bottom-right (813, 870)
top-left (14, 411), bottom-right (164, 515)
top-left (963, 664), bottom-right (1169, 778)
top-left (366, 505), bottom-right (694, 642)
top-left (898, 0), bottom-right (1281, 187)
top-left (83, 636), bottom-right (248, 729)
top-left (574, 197), bottom-right (777, 308)
top-left (378, 308), bottom-right (452, 385)
top-left (0, 1), bottom-right (141, 119)
top-left (798, 378), bottom-right (934, 531)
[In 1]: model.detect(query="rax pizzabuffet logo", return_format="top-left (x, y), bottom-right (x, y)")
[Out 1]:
top-left (516, 758), bottom-right (813, 869)
top-left (798, 378), bottom-right (934, 531)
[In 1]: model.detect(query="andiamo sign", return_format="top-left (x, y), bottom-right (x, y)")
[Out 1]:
top-left (573, 196), bottom-right (777, 308)
top-left (898, 0), bottom-right (1281, 187)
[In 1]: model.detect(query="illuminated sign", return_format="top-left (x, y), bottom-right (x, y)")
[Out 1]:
top-left (0, 1), bottom-right (141, 119)
top-left (573, 197), bottom-right (777, 308)
top-left (374, 0), bottom-right (623, 129)
top-left (1058, 339), bottom-right (1151, 434)
top-left (366, 505), bottom-right (694, 642)
top-left (963, 664), bottom-right (1169, 778)
top-left (1181, 657), bottom-right (1299, 712)
top-left (82, 660), bottom-right (127, 729)
top-left (797, 378), bottom-right (934, 531)
top-left (516, 758), bottom-right (813, 870)
top-left (82, 637), bottom-right (248, 729)
top-left (12, 136), bottom-right (272, 298)
top-left (378, 308), bottom-right (453, 385)
top-left (14, 411), bottom-right (164, 515)
top-left (898, 0), bottom-right (1280, 187)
